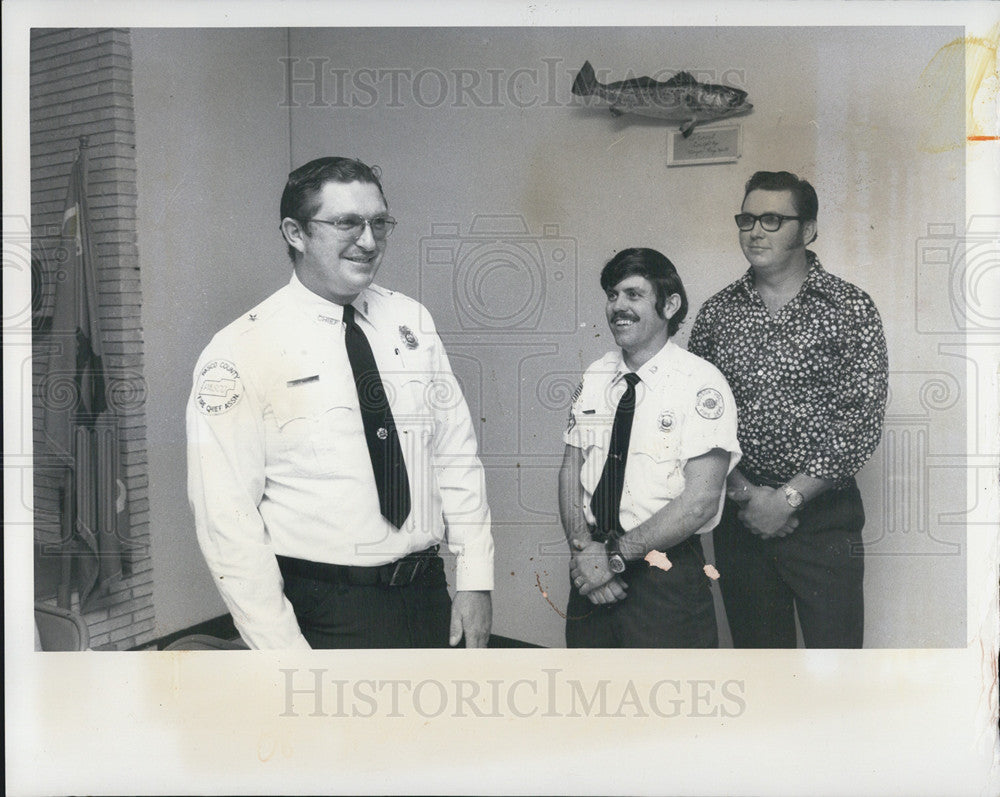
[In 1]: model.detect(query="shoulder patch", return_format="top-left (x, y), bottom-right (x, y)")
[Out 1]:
top-left (195, 359), bottom-right (244, 415)
top-left (695, 387), bottom-right (724, 420)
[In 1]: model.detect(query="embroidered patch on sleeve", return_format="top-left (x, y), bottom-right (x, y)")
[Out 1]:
top-left (195, 359), bottom-right (244, 415)
top-left (695, 387), bottom-right (724, 420)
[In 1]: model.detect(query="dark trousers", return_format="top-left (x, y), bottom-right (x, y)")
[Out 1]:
top-left (565, 537), bottom-right (718, 648)
top-left (713, 481), bottom-right (866, 648)
top-left (279, 555), bottom-right (452, 648)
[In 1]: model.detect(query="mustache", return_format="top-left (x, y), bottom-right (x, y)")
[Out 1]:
top-left (611, 312), bottom-right (639, 323)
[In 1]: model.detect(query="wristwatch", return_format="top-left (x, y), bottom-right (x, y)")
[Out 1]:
top-left (605, 537), bottom-right (627, 574)
top-left (782, 484), bottom-right (804, 508)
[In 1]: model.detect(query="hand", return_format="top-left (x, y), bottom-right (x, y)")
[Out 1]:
top-left (727, 482), bottom-right (754, 506)
top-left (738, 486), bottom-right (799, 539)
top-left (449, 590), bottom-right (492, 648)
top-left (584, 576), bottom-right (628, 605)
top-left (569, 541), bottom-right (627, 604)
top-left (768, 522), bottom-right (798, 539)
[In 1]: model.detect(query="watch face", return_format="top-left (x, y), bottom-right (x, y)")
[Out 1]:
top-left (784, 486), bottom-right (804, 507)
top-left (609, 553), bottom-right (627, 574)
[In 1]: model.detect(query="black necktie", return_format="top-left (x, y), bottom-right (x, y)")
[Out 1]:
top-left (342, 304), bottom-right (411, 529)
top-left (590, 372), bottom-right (641, 540)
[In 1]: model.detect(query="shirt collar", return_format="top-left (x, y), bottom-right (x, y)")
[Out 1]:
top-left (799, 252), bottom-right (840, 302)
top-left (287, 271), bottom-right (378, 324)
top-left (736, 250), bottom-right (837, 304)
top-left (611, 339), bottom-right (679, 388)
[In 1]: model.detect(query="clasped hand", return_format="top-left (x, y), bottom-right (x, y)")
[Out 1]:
top-left (733, 485), bottom-right (799, 539)
top-left (569, 540), bottom-right (627, 605)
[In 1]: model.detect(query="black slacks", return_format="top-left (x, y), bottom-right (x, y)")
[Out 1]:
top-left (565, 537), bottom-right (718, 648)
top-left (279, 555), bottom-right (452, 649)
top-left (713, 481), bottom-right (866, 648)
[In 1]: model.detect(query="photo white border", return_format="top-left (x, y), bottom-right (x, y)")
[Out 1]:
top-left (4, 1), bottom-right (999, 795)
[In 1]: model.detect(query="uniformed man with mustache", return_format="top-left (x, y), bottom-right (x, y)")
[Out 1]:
top-left (187, 157), bottom-right (494, 649)
top-left (560, 248), bottom-right (741, 647)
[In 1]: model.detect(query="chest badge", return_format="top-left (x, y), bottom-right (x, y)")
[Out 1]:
top-left (376, 427), bottom-right (389, 440)
top-left (657, 410), bottom-right (676, 432)
top-left (696, 388), bottom-right (725, 420)
top-left (399, 325), bottom-right (419, 350)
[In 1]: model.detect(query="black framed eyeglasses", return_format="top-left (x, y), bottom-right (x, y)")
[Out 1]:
top-left (734, 213), bottom-right (805, 232)
top-left (304, 214), bottom-right (397, 240)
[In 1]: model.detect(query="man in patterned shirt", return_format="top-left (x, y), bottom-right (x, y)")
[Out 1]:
top-left (688, 171), bottom-right (888, 648)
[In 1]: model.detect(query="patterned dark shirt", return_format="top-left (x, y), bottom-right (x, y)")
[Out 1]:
top-left (688, 251), bottom-right (888, 487)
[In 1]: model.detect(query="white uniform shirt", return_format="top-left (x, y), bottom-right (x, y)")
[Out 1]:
top-left (564, 340), bottom-right (741, 534)
top-left (187, 274), bottom-right (494, 649)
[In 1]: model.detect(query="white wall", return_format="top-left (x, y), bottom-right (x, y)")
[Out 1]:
top-left (133, 26), bottom-right (966, 647)
top-left (133, 28), bottom-right (293, 635)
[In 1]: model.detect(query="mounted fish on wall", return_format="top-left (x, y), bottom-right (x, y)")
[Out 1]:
top-left (571, 60), bottom-right (753, 137)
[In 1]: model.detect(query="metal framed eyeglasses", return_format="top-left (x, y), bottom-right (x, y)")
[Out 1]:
top-left (734, 213), bottom-right (805, 232)
top-left (304, 214), bottom-right (397, 240)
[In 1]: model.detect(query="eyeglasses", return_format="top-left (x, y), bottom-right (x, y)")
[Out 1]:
top-left (734, 213), bottom-right (805, 232)
top-left (304, 214), bottom-right (397, 240)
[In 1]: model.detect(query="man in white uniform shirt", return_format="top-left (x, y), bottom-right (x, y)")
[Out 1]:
top-left (187, 157), bottom-right (493, 649)
top-left (560, 248), bottom-right (740, 647)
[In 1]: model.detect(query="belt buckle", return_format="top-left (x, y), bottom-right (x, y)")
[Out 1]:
top-left (388, 557), bottom-right (422, 586)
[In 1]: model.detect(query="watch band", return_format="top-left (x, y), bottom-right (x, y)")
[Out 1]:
top-left (605, 537), bottom-right (627, 574)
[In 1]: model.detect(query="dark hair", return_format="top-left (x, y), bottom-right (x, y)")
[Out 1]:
top-left (599, 248), bottom-right (688, 337)
top-left (742, 170), bottom-right (818, 221)
top-left (279, 157), bottom-right (387, 261)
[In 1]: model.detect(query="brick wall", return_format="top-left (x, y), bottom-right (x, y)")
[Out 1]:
top-left (31, 28), bottom-right (153, 651)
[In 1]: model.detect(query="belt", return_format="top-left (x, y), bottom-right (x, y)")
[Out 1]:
top-left (276, 545), bottom-right (441, 588)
